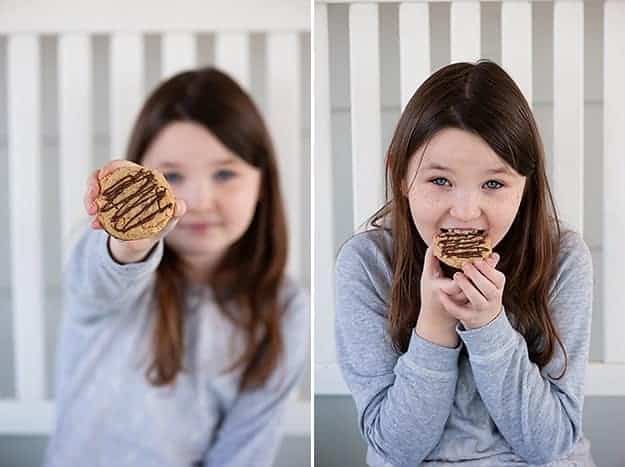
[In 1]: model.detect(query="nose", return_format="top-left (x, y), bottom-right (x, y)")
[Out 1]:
top-left (449, 190), bottom-right (482, 222)
top-left (180, 178), bottom-right (215, 211)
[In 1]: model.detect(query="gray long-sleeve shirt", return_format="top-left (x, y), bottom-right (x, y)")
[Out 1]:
top-left (43, 228), bottom-right (308, 467)
top-left (335, 228), bottom-right (595, 467)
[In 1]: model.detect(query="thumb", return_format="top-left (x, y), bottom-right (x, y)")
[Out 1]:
top-left (155, 199), bottom-right (187, 240)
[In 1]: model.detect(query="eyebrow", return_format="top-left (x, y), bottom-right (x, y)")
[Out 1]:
top-left (422, 162), bottom-right (511, 175)
top-left (158, 158), bottom-right (236, 168)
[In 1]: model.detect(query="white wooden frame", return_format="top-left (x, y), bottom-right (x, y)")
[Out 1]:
top-left (0, 0), bottom-right (310, 436)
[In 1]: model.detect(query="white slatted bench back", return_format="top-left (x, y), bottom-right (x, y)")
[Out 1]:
top-left (315, 0), bottom-right (625, 397)
top-left (0, 0), bottom-right (310, 436)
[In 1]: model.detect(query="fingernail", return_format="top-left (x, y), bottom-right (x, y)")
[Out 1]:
top-left (453, 272), bottom-right (461, 280)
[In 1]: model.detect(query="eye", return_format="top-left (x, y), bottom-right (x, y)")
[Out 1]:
top-left (163, 172), bottom-right (183, 184)
top-left (484, 180), bottom-right (504, 190)
top-left (214, 169), bottom-right (236, 182)
top-left (430, 177), bottom-right (451, 187)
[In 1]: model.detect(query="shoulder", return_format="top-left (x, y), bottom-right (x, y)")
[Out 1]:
top-left (336, 228), bottom-right (393, 282)
top-left (549, 227), bottom-right (593, 300)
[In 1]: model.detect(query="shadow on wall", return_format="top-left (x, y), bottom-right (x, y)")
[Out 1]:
top-left (314, 395), bottom-right (625, 467)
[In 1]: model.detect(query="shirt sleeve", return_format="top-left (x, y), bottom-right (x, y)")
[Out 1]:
top-left (202, 284), bottom-right (309, 467)
top-left (456, 231), bottom-right (593, 464)
top-left (63, 227), bottom-right (163, 323)
top-left (335, 232), bottom-right (463, 467)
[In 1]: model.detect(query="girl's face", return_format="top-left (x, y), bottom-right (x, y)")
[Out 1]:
top-left (405, 127), bottom-right (527, 249)
top-left (142, 121), bottom-right (261, 260)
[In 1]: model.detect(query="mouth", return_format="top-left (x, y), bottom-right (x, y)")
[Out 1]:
top-left (440, 227), bottom-right (487, 235)
top-left (180, 222), bottom-right (221, 232)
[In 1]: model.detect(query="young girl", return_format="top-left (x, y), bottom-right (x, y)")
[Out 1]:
top-left (44, 68), bottom-right (308, 467)
top-left (335, 61), bottom-right (595, 466)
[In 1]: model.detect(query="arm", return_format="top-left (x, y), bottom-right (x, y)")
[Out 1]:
top-left (457, 232), bottom-right (593, 464)
top-left (335, 233), bottom-right (462, 467)
top-left (63, 228), bottom-right (163, 323)
top-left (202, 284), bottom-right (309, 467)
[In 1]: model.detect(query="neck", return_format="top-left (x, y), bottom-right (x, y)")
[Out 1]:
top-left (180, 253), bottom-right (223, 285)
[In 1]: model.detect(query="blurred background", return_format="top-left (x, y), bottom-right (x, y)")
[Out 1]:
top-left (0, 1), bottom-right (310, 466)
top-left (314, 1), bottom-right (625, 466)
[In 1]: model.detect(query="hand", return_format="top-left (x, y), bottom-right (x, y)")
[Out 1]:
top-left (416, 243), bottom-right (472, 347)
top-left (83, 159), bottom-right (187, 263)
top-left (439, 253), bottom-right (505, 329)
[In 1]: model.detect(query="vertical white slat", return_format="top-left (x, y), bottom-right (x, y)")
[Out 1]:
top-left (501, 1), bottom-right (533, 105)
top-left (553, 0), bottom-right (584, 235)
top-left (215, 33), bottom-right (250, 90)
top-left (314, 3), bottom-right (335, 366)
top-left (162, 33), bottom-right (197, 79)
top-left (450, 0), bottom-right (481, 63)
top-left (110, 33), bottom-right (144, 158)
top-left (59, 34), bottom-right (92, 261)
top-left (399, 2), bottom-right (430, 110)
top-left (349, 3), bottom-right (383, 230)
top-left (603, 0), bottom-right (625, 364)
top-left (7, 35), bottom-right (45, 400)
top-left (267, 32), bottom-right (302, 281)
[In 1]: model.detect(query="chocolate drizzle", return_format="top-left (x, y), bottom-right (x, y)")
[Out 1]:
top-left (438, 228), bottom-right (489, 259)
top-left (100, 168), bottom-right (173, 233)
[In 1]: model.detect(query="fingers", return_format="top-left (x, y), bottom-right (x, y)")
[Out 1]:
top-left (154, 199), bottom-right (187, 240)
top-left (173, 199), bottom-right (187, 219)
top-left (476, 253), bottom-right (506, 290)
top-left (453, 271), bottom-right (488, 308)
top-left (461, 261), bottom-right (498, 300)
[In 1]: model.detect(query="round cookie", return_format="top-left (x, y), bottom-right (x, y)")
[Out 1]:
top-left (95, 163), bottom-right (175, 241)
top-left (433, 228), bottom-right (492, 270)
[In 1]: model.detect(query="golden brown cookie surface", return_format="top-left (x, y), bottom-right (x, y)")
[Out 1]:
top-left (433, 228), bottom-right (492, 270)
top-left (95, 163), bottom-right (175, 240)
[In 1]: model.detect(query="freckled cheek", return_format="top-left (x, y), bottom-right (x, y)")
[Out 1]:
top-left (408, 190), bottom-right (444, 239)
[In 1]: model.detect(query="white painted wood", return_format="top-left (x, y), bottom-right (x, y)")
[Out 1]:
top-left (0, 401), bottom-right (54, 434)
top-left (267, 32), bottom-right (303, 281)
top-left (348, 3), bottom-right (383, 229)
top-left (162, 33), bottom-right (197, 79)
top-left (0, 0), bottom-right (309, 33)
top-left (315, 363), bottom-right (349, 395)
top-left (110, 33), bottom-right (145, 158)
top-left (7, 35), bottom-right (45, 401)
top-left (553, 1), bottom-right (584, 236)
top-left (585, 363), bottom-right (625, 397)
top-left (0, 399), bottom-right (310, 435)
top-left (450, 1), bottom-right (481, 63)
top-left (215, 33), bottom-right (251, 90)
top-left (283, 400), bottom-right (311, 436)
top-left (59, 34), bottom-right (92, 261)
top-left (314, 3), bottom-right (335, 365)
top-left (603, 0), bottom-right (625, 364)
top-left (501, 1), bottom-right (533, 105)
top-left (399, 2), bottom-right (430, 110)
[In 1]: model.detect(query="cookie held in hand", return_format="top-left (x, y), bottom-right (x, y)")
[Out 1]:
top-left (433, 228), bottom-right (492, 270)
top-left (95, 163), bottom-right (175, 240)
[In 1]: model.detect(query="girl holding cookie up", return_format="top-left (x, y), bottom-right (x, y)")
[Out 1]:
top-left (43, 68), bottom-right (308, 467)
top-left (335, 61), bottom-right (595, 466)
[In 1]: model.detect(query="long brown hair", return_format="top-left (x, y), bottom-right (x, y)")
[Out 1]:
top-left (125, 67), bottom-right (288, 390)
top-left (370, 60), bottom-right (568, 378)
